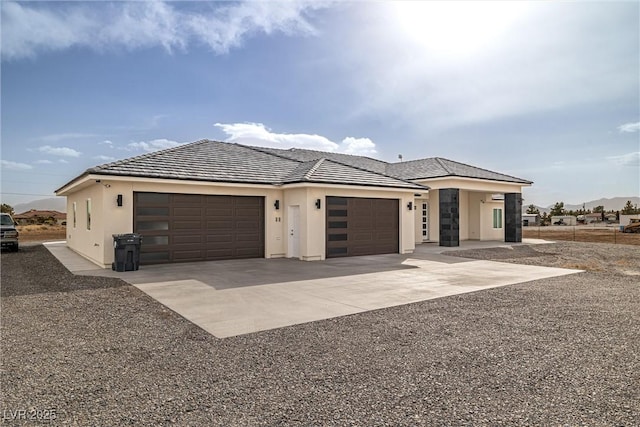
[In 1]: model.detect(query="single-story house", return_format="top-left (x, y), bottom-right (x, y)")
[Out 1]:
top-left (14, 210), bottom-right (67, 226)
top-left (551, 215), bottom-right (577, 226)
top-left (620, 214), bottom-right (640, 227)
top-left (585, 213), bottom-right (604, 223)
top-left (55, 140), bottom-right (532, 268)
top-left (522, 213), bottom-right (540, 226)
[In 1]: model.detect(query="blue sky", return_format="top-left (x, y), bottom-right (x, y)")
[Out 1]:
top-left (1, 0), bottom-right (638, 209)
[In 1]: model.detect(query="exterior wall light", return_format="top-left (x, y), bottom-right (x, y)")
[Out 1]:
top-left (117, 194), bottom-right (123, 207)
top-left (407, 201), bottom-right (413, 210)
top-left (274, 200), bottom-right (280, 210)
top-left (315, 199), bottom-right (321, 209)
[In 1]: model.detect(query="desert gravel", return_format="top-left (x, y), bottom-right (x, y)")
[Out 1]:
top-left (1, 242), bottom-right (639, 426)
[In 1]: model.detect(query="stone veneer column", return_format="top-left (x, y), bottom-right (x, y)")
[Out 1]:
top-left (505, 193), bottom-right (522, 243)
top-left (439, 188), bottom-right (459, 247)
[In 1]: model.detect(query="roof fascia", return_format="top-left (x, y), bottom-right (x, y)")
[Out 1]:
top-left (413, 176), bottom-right (532, 187)
top-left (280, 182), bottom-right (423, 193)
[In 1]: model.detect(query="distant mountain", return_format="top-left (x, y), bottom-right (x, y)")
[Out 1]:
top-left (13, 197), bottom-right (66, 214)
top-left (557, 197), bottom-right (640, 212)
top-left (520, 197), bottom-right (638, 215)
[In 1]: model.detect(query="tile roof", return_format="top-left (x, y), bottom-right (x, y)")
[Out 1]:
top-left (281, 158), bottom-right (425, 189)
top-left (386, 157), bottom-right (532, 184)
top-left (85, 140), bottom-right (300, 184)
top-left (65, 140), bottom-right (425, 190)
top-left (58, 140), bottom-right (531, 192)
top-left (250, 146), bottom-right (389, 174)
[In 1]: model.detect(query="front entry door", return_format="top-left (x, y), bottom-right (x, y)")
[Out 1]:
top-left (288, 205), bottom-right (300, 258)
top-left (421, 201), bottom-right (429, 241)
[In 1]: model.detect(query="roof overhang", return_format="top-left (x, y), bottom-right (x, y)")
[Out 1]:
top-left (413, 176), bottom-right (532, 192)
top-left (56, 173), bottom-right (428, 196)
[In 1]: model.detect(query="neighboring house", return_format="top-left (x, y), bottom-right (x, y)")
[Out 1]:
top-left (14, 210), bottom-right (66, 226)
top-left (55, 140), bottom-right (532, 268)
top-left (585, 213), bottom-right (603, 223)
top-left (619, 215), bottom-right (640, 227)
top-left (522, 213), bottom-right (540, 226)
top-left (604, 213), bottom-right (617, 223)
top-left (551, 215), bottom-right (577, 226)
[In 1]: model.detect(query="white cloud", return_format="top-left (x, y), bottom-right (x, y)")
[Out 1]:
top-left (34, 159), bottom-right (53, 164)
top-left (1, 160), bottom-right (33, 170)
top-left (100, 140), bottom-right (114, 146)
top-left (38, 145), bottom-right (81, 157)
top-left (2, 1), bottom-right (329, 60)
top-left (618, 122), bottom-right (640, 133)
top-left (127, 138), bottom-right (182, 152)
top-left (608, 151), bottom-right (640, 167)
top-left (340, 137), bottom-right (377, 156)
top-left (59, 159), bottom-right (69, 164)
top-left (215, 122), bottom-right (377, 156)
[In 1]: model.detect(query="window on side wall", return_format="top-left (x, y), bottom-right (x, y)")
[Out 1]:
top-left (86, 199), bottom-right (91, 230)
top-left (493, 208), bottom-right (502, 229)
top-left (73, 202), bottom-right (77, 228)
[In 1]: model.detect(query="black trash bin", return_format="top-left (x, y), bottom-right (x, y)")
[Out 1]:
top-left (112, 233), bottom-right (142, 272)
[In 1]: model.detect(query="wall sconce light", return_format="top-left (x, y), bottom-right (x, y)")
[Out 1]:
top-left (116, 194), bottom-right (123, 207)
top-left (274, 200), bottom-right (280, 210)
top-left (407, 201), bottom-right (413, 211)
top-left (315, 199), bottom-right (321, 209)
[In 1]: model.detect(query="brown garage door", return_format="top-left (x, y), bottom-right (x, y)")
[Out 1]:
top-left (134, 192), bottom-right (264, 264)
top-left (326, 196), bottom-right (399, 258)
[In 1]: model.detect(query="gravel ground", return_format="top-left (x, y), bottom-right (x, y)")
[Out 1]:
top-left (1, 242), bottom-right (639, 426)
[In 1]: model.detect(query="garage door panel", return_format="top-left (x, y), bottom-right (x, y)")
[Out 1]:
top-left (135, 193), bottom-right (264, 264)
top-left (173, 234), bottom-right (204, 244)
top-left (173, 250), bottom-right (204, 261)
top-left (173, 220), bottom-right (203, 230)
top-left (172, 207), bottom-right (203, 216)
top-left (172, 194), bottom-right (202, 204)
top-left (206, 249), bottom-right (235, 259)
top-left (206, 207), bottom-right (234, 216)
top-left (327, 197), bottom-right (398, 259)
top-left (206, 220), bottom-right (234, 230)
top-left (351, 231), bottom-right (374, 242)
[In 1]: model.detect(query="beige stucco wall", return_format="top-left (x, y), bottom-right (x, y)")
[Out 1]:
top-left (480, 199), bottom-right (505, 240)
top-left (284, 184), bottom-right (416, 261)
top-left (61, 176), bottom-right (286, 267)
top-left (60, 175), bottom-right (417, 266)
top-left (64, 180), bottom-right (107, 266)
top-left (468, 192), bottom-right (482, 240)
top-left (413, 176), bottom-right (528, 244)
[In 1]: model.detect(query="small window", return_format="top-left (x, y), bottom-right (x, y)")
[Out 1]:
top-left (328, 221), bottom-right (348, 229)
top-left (327, 197), bottom-right (347, 206)
top-left (327, 247), bottom-right (348, 256)
top-left (86, 199), bottom-right (91, 230)
top-left (73, 202), bottom-right (77, 228)
top-left (493, 208), bottom-right (502, 229)
top-left (328, 233), bottom-right (348, 241)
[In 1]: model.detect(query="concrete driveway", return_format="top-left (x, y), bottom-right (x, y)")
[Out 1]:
top-left (45, 240), bottom-right (582, 338)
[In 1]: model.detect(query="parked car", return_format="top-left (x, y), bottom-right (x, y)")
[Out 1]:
top-left (1, 213), bottom-right (19, 251)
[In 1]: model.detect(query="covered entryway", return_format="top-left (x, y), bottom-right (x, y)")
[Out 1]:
top-left (326, 196), bottom-right (399, 258)
top-left (134, 192), bottom-right (264, 264)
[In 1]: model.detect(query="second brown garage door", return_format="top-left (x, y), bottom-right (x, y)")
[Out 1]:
top-left (326, 196), bottom-right (399, 258)
top-left (134, 192), bottom-right (264, 264)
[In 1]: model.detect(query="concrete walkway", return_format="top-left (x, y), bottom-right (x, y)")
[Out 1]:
top-left (44, 240), bottom-right (582, 338)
